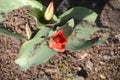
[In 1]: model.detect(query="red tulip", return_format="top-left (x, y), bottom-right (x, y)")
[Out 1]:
top-left (49, 30), bottom-right (67, 52)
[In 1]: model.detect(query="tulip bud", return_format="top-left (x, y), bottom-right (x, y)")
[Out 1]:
top-left (44, 2), bottom-right (54, 21)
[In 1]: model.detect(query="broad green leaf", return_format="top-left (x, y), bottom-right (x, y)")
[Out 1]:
top-left (0, 15), bottom-right (3, 22)
top-left (59, 7), bottom-right (98, 24)
top-left (15, 27), bottom-right (56, 71)
top-left (59, 19), bottom-right (74, 37)
top-left (66, 21), bottom-right (99, 51)
top-left (48, 19), bottom-right (75, 37)
top-left (53, 15), bottom-right (58, 22)
top-left (0, 26), bottom-right (25, 39)
top-left (28, 8), bottom-right (45, 29)
top-left (66, 39), bottom-right (97, 50)
top-left (28, 8), bottom-right (58, 29)
top-left (0, 0), bottom-right (43, 14)
top-left (0, 0), bottom-right (43, 21)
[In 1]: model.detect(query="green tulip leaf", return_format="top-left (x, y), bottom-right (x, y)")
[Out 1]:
top-left (28, 8), bottom-right (58, 29)
top-left (0, 26), bottom-right (25, 39)
top-left (0, 0), bottom-right (43, 22)
top-left (59, 19), bottom-right (74, 37)
top-left (59, 7), bottom-right (98, 24)
top-left (28, 8), bottom-right (45, 29)
top-left (15, 27), bottom-right (56, 71)
top-left (0, 15), bottom-right (3, 22)
top-left (48, 19), bottom-right (74, 37)
top-left (53, 15), bottom-right (58, 22)
top-left (66, 21), bottom-right (99, 51)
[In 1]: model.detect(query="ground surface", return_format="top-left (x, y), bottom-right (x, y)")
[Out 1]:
top-left (0, 0), bottom-right (120, 80)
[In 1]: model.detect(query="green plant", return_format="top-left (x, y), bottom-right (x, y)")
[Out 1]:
top-left (0, 0), bottom-right (109, 71)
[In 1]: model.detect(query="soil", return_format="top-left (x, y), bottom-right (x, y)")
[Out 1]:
top-left (1, 7), bottom-right (37, 38)
top-left (0, 0), bottom-right (120, 80)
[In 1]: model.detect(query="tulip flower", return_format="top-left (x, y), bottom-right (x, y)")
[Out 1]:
top-left (44, 2), bottom-right (54, 21)
top-left (49, 30), bottom-right (67, 52)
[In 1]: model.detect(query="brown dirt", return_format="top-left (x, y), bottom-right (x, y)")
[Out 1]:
top-left (1, 7), bottom-right (37, 38)
top-left (0, 0), bottom-right (120, 80)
